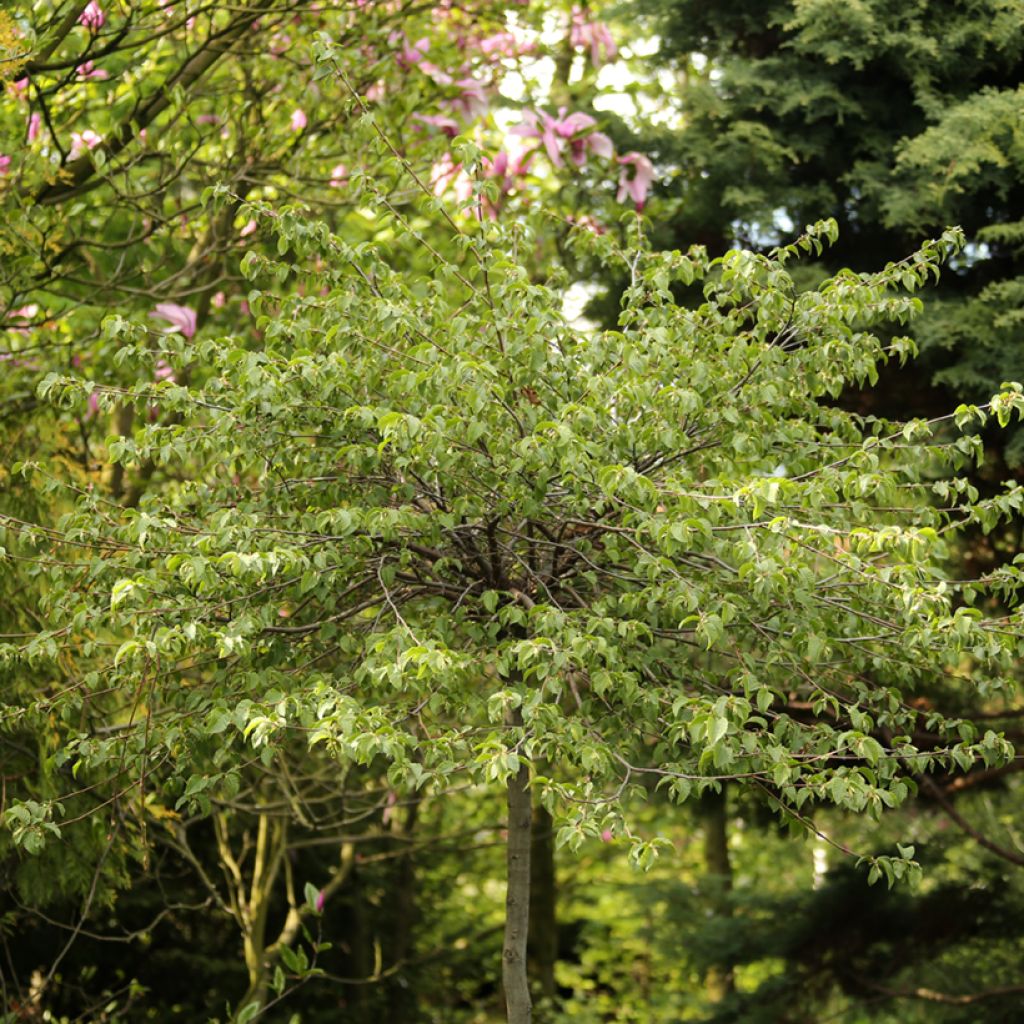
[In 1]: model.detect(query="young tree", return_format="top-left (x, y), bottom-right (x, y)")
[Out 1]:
top-left (9, 165), bottom-right (1024, 1022)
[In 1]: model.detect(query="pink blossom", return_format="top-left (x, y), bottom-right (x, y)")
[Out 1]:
top-left (329, 163), bottom-right (348, 187)
top-left (195, 114), bottom-right (221, 125)
top-left (418, 61), bottom-right (453, 87)
top-left (511, 108), bottom-right (612, 170)
top-left (154, 359), bottom-right (175, 381)
top-left (430, 152), bottom-right (460, 197)
top-left (616, 152), bottom-right (655, 209)
top-left (413, 113), bottom-right (460, 137)
top-left (511, 110), bottom-right (562, 166)
top-left (69, 129), bottom-right (102, 160)
top-left (452, 77), bottom-right (488, 120)
top-left (393, 33), bottom-right (430, 69)
top-left (239, 219), bottom-right (257, 238)
top-left (558, 112), bottom-right (612, 167)
top-left (3, 305), bottom-right (38, 335)
top-left (289, 108), bottom-right (307, 132)
top-left (10, 78), bottom-right (28, 98)
top-left (211, 291), bottom-right (226, 308)
top-left (567, 213), bottom-right (606, 235)
top-left (79, 1), bottom-right (105, 30)
top-left (315, 889), bottom-right (326, 913)
top-left (429, 152), bottom-right (472, 201)
top-left (600, 829), bottom-right (613, 842)
top-left (484, 144), bottom-right (533, 193)
top-left (85, 391), bottom-right (101, 419)
top-left (474, 148), bottom-right (532, 220)
top-left (27, 113), bottom-right (40, 143)
top-left (76, 61), bottom-right (110, 80)
top-left (478, 31), bottom-right (534, 59)
top-left (365, 81), bottom-right (386, 103)
top-left (149, 302), bottom-right (197, 339)
top-left (0, 155), bottom-right (10, 176)
top-left (570, 8), bottom-right (617, 68)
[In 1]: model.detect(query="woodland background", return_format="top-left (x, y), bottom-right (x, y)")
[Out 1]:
top-left (2, 1), bottom-right (1024, 1022)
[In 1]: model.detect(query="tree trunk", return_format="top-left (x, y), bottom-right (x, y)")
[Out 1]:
top-left (528, 803), bottom-right (557, 1002)
top-left (503, 706), bottom-right (532, 1024)
top-left (700, 787), bottom-right (734, 1002)
top-left (385, 796), bottom-right (420, 1019)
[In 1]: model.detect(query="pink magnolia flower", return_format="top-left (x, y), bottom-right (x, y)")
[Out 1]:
top-left (429, 153), bottom-right (472, 202)
top-left (413, 113), bottom-right (460, 137)
top-left (76, 61), bottom-right (110, 80)
top-left (393, 33), bottom-right (430, 69)
top-left (570, 8), bottom-right (618, 68)
top-left (79, 1), bottom-right (105, 30)
top-left (511, 108), bottom-right (612, 169)
top-left (10, 78), bottom-right (28, 98)
top-left (600, 828), bottom-right (614, 843)
top-left (315, 889), bottom-right (326, 913)
top-left (0, 155), bottom-right (10, 176)
top-left (478, 31), bottom-right (534, 59)
top-left (567, 212), bottom-right (606, 235)
top-left (451, 77), bottom-right (488, 120)
top-left (27, 113), bottom-right (40, 143)
top-left (616, 152), bottom-right (655, 210)
top-left (329, 163), bottom-right (348, 187)
top-left (85, 391), bottom-right (101, 419)
top-left (239, 219), bottom-right (257, 238)
top-left (149, 302), bottom-right (197, 339)
top-left (69, 129), bottom-right (102, 160)
top-left (289, 108), bottom-right (307, 132)
top-left (3, 305), bottom-right (38, 335)
top-left (417, 61), bottom-right (453, 87)
top-left (484, 144), bottom-right (533, 193)
top-left (211, 291), bottom-right (226, 308)
top-left (429, 152), bottom-right (460, 197)
top-left (365, 81), bottom-right (386, 103)
top-left (154, 359), bottom-right (175, 381)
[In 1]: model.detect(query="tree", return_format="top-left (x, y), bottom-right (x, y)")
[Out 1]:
top-left (10, 147), bottom-right (1024, 1023)
top-left (633, 0), bottom-right (1024, 465)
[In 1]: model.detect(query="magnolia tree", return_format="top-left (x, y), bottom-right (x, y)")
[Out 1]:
top-left (10, 159), bottom-right (1024, 1021)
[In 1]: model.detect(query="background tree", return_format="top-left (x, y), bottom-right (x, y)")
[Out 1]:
top-left (631, 0), bottom-right (1024, 467)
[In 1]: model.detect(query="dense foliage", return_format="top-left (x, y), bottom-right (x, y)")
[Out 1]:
top-left (3, 2), bottom-right (1024, 1023)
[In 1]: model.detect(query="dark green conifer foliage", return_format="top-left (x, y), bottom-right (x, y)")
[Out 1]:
top-left (640, 0), bottom-right (1024, 460)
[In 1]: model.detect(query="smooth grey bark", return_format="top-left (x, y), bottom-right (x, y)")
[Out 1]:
top-left (503, 706), bottom-right (532, 1024)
